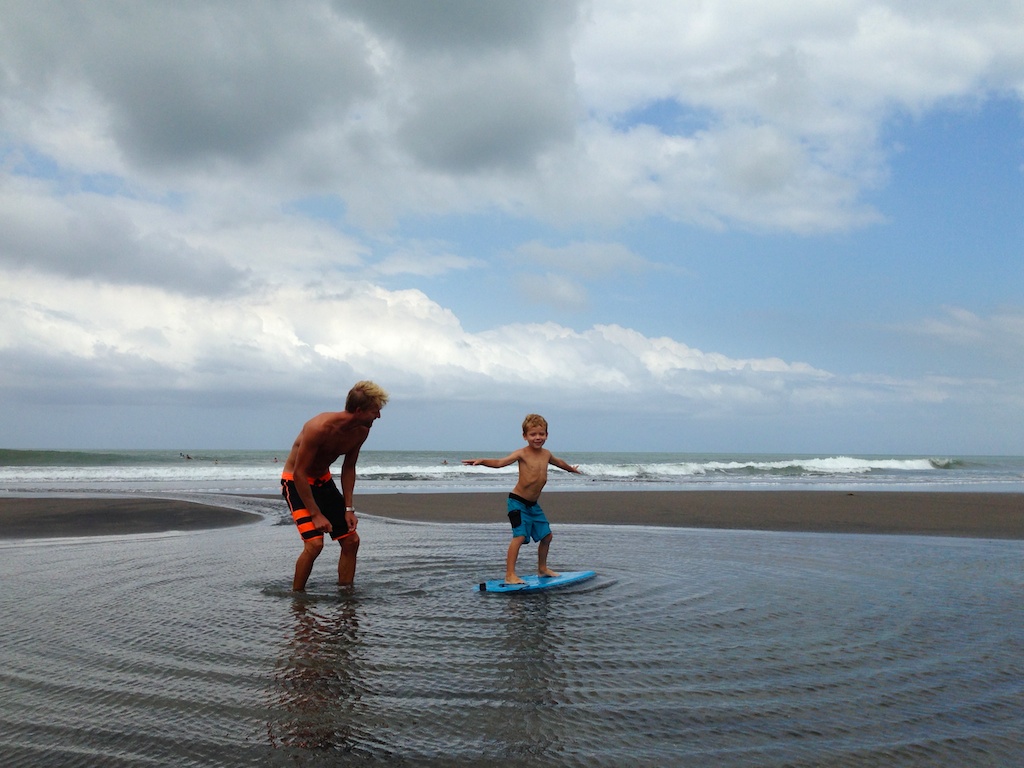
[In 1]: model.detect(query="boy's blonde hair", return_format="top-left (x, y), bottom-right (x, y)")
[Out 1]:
top-left (346, 380), bottom-right (390, 413)
top-left (522, 413), bottom-right (548, 434)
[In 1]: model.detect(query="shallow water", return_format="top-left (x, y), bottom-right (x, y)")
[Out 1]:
top-left (1, 501), bottom-right (1021, 767)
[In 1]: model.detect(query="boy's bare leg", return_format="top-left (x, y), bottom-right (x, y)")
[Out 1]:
top-left (537, 534), bottom-right (559, 578)
top-left (293, 538), bottom-right (324, 592)
top-left (337, 533), bottom-right (360, 586)
top-left (505, 536), bottom-right (527, 584)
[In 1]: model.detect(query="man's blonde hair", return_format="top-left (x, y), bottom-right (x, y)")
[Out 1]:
top-left (522, 413), bottom-right (548, 434)
top-left (346, 380), bottom-right (390, 413)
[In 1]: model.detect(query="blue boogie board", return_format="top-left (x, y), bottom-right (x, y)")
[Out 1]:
top-left (477, 570), bottom-right (596, 593)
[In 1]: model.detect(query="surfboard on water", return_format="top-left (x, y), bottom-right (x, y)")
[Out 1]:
top-left (476, 570), bottom-right (596, 593)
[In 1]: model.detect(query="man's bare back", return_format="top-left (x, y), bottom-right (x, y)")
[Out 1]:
top-left (283, 411), bottom-right (371, 478)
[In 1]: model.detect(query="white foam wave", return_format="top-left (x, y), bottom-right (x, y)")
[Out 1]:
top-left (579, 456), bottom-right (940, 479)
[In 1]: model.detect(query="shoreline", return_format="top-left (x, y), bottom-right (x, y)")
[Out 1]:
top-left (1, 490), bottom-right (1022, 540)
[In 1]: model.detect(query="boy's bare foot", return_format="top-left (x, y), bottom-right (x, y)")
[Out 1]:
top-left (504, 574), bottom-right (526, 585)
top-left (538, 567), bottom-right (560, 578)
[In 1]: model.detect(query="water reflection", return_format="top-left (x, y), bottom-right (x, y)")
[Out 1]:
top-left (268, 597), bottom-right (364, 752)
top-left (489, 595), bottom-right (569, 761)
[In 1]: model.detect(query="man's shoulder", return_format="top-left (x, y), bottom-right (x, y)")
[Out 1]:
top-left (305, 410), bottom-right (345, 428)
top-left (301, 411), bottom-right (361, 443)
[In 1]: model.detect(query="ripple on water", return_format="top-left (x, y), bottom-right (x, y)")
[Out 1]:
top-left (0, 513), bottom-right (1021, 767)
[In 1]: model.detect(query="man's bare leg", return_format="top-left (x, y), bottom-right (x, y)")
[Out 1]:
top-left (337, 533), bottom-right (360, 586)
top-left (537, 533), bottom-right (559, 578)
top-left (505, 536), bottom-right (527, 584)
top-left (293, 538), bottom-right (325, 592)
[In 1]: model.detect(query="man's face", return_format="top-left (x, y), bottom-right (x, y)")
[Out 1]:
top-left (356, 407), bottom-right (382, 425)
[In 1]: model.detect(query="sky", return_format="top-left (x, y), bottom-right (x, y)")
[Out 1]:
top-left (1, 0), bottom-right (1022, 455)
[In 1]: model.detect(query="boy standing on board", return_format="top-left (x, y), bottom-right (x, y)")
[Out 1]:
top-left (462, 414), bottom-right (582, 585)
top-left (281, 381), bottom-right (389, 591)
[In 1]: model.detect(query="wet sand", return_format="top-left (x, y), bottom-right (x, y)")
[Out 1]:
top-left (2, 491), bottom-right (1020, 540)
top-left (358, 491), bottom-right (1024, 539)
top-left (0, 497), bottom-right (260, 539)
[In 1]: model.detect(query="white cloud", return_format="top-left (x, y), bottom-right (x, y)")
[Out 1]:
top-left (516, 273), bottom-right (589, 311)
top-left (905, 306), bottom-right (1024, 357)
top-left (571, 0), bottom-right (1024, 230)
top-left (5, 1), bottom-right (1021, 232)
top-left (0, 264), bottom-right (835, 408)
top-left (373, 244), bottom-right (482, 277)
top-left (516, 240), bottom-right (651, 276)
top-left (0, 1), bottom-right (1022, 449)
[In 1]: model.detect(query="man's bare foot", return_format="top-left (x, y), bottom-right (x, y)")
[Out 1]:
top-left (504, 574), bottom-right (526, 585)
top-left (538, 567), bottom-right (560, 578)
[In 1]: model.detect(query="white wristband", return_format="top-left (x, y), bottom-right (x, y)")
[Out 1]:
top-left (346, 506), bottom-right (355, 512)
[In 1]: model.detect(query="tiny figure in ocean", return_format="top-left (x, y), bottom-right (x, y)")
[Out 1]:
top-left (280, 381), bottom-right (389, 591)
top-left (462, 414), bottom-right (581, 585)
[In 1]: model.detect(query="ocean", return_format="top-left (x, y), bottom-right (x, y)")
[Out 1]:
top-left (2, 448), bottom-right (1024, 495)
top-left (1, 450), bottom-right (1023, 766)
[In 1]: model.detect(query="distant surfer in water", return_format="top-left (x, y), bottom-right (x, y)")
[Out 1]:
top-left (281, 381), bottom-right (389, 591)
top-left (463, 414), bottom-right (582, 585)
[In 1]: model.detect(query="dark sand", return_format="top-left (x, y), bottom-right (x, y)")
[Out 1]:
top-left (1, 491), bottom-right (1021, 540)
top-left (357, 491), bottom-right (1024, 539)
top-left (0, 497), bottom-right (261, 539)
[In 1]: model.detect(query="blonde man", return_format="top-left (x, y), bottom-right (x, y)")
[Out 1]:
top-left (281, 381), bottom-right (389, 591)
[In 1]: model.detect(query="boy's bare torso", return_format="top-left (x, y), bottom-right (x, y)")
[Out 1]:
top-left (511, 447), bottom-right (554, 501)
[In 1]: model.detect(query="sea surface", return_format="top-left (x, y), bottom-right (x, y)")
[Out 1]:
top-left (1, 451), bottom-right (1023, 766)
top-left (2, 448), bottom-right (1024, 495)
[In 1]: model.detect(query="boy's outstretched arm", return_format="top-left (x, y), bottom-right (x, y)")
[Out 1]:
top-left (462, 452), bottom-right (520, 468)
top-left (549, 455), bottom-right (583, 474)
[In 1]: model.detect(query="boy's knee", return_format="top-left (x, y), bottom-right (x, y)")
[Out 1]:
top-left (339, 532), bottom-right (360, 551)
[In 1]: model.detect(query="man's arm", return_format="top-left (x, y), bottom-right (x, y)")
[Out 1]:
top-left (291, 428), bottom-right (332, 534)
top-left (339, 443), bottom-right (364, 531)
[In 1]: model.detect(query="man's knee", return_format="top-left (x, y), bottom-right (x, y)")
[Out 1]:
top-left (303, 538), bottom-right (325, 557)
top-left (339, 531), bottom-right (360, 552)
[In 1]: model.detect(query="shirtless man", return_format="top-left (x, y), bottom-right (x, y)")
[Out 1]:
top-left (281, 381), bottom-right (389, 591)
top-left (462, 414), bottom-right (582, 584)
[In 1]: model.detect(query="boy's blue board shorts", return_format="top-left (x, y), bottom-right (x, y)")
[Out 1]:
top-left (507, 493), bottom-right (552, 543)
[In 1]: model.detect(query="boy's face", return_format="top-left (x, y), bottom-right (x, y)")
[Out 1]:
top-left (523, 426), bottom-right (548, 449)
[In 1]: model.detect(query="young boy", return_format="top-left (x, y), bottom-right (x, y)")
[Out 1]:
top-left (462, 414), bottom-right (582, 584)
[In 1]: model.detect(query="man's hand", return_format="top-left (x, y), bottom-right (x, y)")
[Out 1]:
top-left (345, 510), bottom-right (358, 532)
top-left (311, 510), bottom-right (332, 533)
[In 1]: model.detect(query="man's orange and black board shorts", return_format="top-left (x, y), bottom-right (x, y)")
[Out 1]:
top-left (281, 472), bottom-right (354, 541)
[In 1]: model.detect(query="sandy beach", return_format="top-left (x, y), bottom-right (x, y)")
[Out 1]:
top-left (0, 497), bottom-right (260, 539)
top-left (1, 490), bottom-right (1021, 539)
top-left (359, 491), bottom-right (1024, 539)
